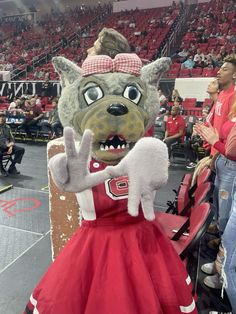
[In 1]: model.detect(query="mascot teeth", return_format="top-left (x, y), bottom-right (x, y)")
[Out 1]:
top-left (99, 135), bottom-right (128, 151)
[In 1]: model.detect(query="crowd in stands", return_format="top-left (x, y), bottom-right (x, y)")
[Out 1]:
top-left (0, 3), bottom-right (110, 79)
top-left (0, 93), bottom-right (62, 141)
top-left (156, 76), bottom-right (222, 169)
top-left (1, 1), bottom-right (182, 81)
top-left (25, 3), bottom-right (181, 81)
top-left (167, 0), bottom-right (236, 78)
top-left (0, 0), bottom-right (235, 81)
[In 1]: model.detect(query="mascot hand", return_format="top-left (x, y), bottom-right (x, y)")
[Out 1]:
top-left (49, 127), bottom-right (110, 192)
top-left (107, 138), bottom-right (169, 221)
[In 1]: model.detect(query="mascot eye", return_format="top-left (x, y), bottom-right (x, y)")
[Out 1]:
top-left (123, 85), bottom-right (141, 104)
top-left (84, 86), bottom-right (103, 105)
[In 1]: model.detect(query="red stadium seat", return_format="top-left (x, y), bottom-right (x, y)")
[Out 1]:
top-left (170, 63), bottom-right (181, 70)
top-left (178, 69), bottom-right (190, 78)
top-left (171, 202), bottom-right (214, 259)
top-left (202, 68), bottom-right (215, 77)
top-left (196, 167), bottom-right (212, 186)
top-left (191, 68), bottom-right (203, 77)
top-left (184, 98), bottom-right (197, 105)
top-left (202, 98), bottom-right (213, 107)
top-left (167, 69), bottom-right (179, 78)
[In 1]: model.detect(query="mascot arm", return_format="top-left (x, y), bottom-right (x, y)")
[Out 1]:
top-left (48, 127), bottom-right (111, 192)
top-left (107, 137), bottom-right (169, 221)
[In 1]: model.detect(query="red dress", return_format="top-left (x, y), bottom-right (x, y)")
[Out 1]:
top-left (25, 160), bottom-right (197, 314)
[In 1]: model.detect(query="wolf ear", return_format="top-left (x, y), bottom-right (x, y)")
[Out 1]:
top-left (140, 57), bottom-right (171, 87)
top-left (52, 56), bottom-right (82, 88)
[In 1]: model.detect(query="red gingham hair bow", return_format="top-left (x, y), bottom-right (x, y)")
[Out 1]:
top-left (81, 53), bottom-right (142, 77)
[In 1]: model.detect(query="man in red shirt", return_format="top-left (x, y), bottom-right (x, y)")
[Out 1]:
top-left (204, 55), bottom-right (236, 156)
top-left (163, 105), bottom-right (185, 158)
top-left (195, 55), bottom-right (236, 291)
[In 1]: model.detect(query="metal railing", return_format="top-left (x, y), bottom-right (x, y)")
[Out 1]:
top-left (160, 4), bottom-right (194, 57)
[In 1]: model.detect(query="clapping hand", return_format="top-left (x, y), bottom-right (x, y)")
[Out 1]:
top-left (194, 122), bottom-right (219, 146)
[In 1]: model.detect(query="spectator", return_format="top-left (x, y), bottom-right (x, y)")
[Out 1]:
top-left (163, 105), bottom-right (186, 158)
top-left (20, 98), bottom-right (44, 137)
top-left (205, 57), bottom-right (214, 69)
top-left (185, 106), bottom-right (211, 169)
top-left (41, 78), bottom-right (52, 109)
top-left (173, 97), bottom-right (183, 114)
top-left (171, 89), bottom-right (182, 102)
top-left (177, 48), bottom-right (189, 59)
top-left (8, 99), bottom-right (22, 112)
top-left (197, 96), bottom-right (236, 292)
top-left (8, 97), bottom-right (17, 111)
top-left (208, 48), bottom-right (217, 63)
top-left (39, 99), bottom-right (62, 139)
top-left (0, 112), bottom-right (25, 176)
top-left (200, 105), bottom-right (212, 122)
top-left (182, 55), bottom-right (195, 69)
top-left (193, 48), bottom-right (205, 63)
top-left (34, 94), bottom-right (42, 108)
top-left (222, 124), bottom-right (236, 314)
top-left (41, 78), bottom-right (52, 98)
top-left (196, 55), bottom-right (236, 290)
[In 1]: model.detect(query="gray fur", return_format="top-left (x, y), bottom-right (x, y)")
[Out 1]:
top-left (50, 54), bottom-right (171, 221)
top-left (140, 57), bottom-right (171, 86)
top-left (52, 56), bottom-right (171, 132)
top-left (52, 56), bottom-right (81, 88)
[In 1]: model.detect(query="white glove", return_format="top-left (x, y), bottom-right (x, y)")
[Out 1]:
top-left (48, 127), bottom-right (110, 192)
top-left (106, 137), bottom-right (169, 221)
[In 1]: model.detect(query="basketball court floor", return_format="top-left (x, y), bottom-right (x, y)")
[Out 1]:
top-left (0, 142), bottom-right (232, 314)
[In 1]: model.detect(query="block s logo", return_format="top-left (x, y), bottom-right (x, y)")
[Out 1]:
top-left (105, 176), bottom-right (129, 200)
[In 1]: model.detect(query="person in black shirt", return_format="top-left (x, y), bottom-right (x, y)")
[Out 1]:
top-left (0, 112), bottom-right (25, 176)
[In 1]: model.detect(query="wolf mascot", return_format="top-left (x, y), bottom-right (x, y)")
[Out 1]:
top-left (24, 53), bottom-right (197, 314)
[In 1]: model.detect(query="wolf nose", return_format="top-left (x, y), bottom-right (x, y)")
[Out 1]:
top-left (107, 103), bottom-right (128, 116)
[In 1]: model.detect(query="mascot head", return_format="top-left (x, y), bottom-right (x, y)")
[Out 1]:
top-left (52, 53), bottom-right (170, 164)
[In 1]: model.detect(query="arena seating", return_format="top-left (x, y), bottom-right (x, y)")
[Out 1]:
top-left (165, 0), bottom-right (236, 78)
top-left (0, 4), bottom-right (106, 80)
top-left (1, 3), bottom-right (181, 81)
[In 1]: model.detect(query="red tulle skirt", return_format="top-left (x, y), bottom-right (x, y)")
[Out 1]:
top-left (24, 214), bottom-right (197, 314)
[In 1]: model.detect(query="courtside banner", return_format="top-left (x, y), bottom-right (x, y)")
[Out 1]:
top-left (0, 81), bottom-right (61, 98)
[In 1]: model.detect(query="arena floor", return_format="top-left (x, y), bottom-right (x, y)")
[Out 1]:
top-left (0, 142), bottom-right (232, 314)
